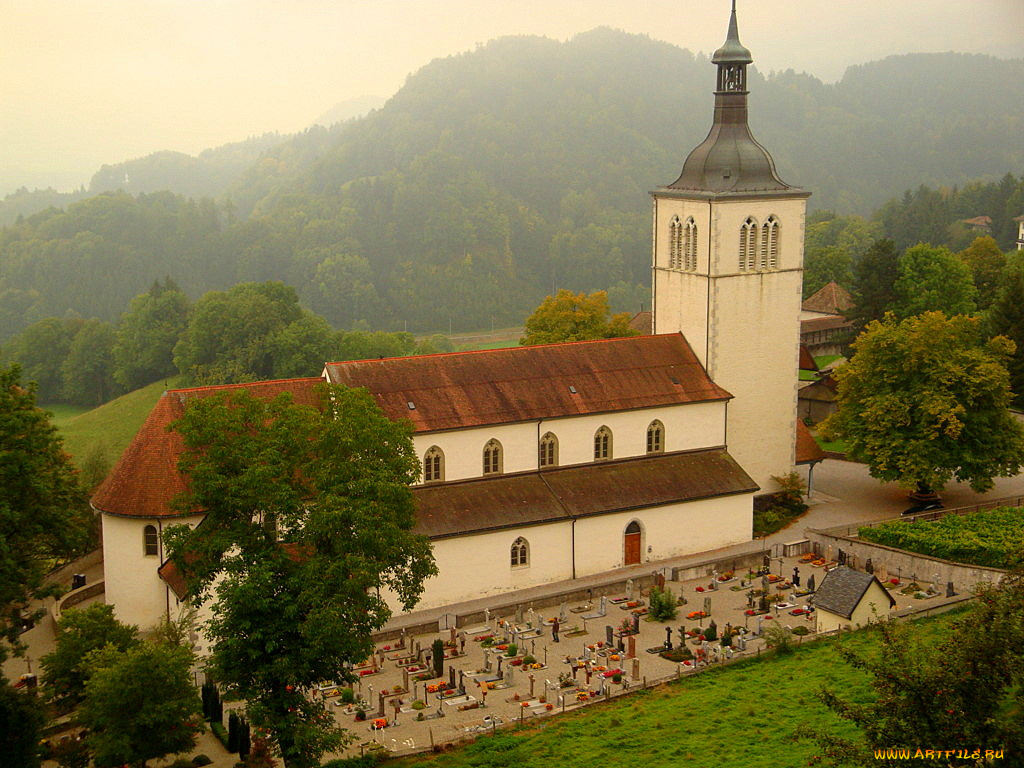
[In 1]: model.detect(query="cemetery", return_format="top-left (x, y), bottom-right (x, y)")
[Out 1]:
top-left (250, 549), bottom-right (968, 761)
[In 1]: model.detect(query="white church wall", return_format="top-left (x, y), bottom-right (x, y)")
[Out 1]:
top-left (395, 521), bottom-right (575, 610)
top-left (413, 401), bottom-right (727, 484)
top-left (101, 512), bottom-right (204, 631)
top-left (573, 493), bottom-right (753, 575)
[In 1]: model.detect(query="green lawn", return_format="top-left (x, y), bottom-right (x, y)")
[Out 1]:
top-left (39, 403), bottom-right (91, 426)
top-left (51, 378), bottom-right (178, 468)
top-left (388, 611), bottom-right (962, 768)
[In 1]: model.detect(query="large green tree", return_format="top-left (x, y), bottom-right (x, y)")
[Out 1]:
top-left (0, 366), bottom-right (90, 663)
top-left (987, 256), bottom-right (1024, 407)
top-left (80, 641), bottom-right (203, 767)
top-left (847, 239), bottom-right (900, 331)
top-left (113, 277), bottom-right (191, 391)
top-left (891, 243), bottom-right (977, 319)
top-left (803, 245), bottom-right (853, 299)
top-left (1, 317), bottom-right (83, 402)
top-left (61, 318), bottom-right (120, 406)
top-left (165, 384), bottom-right (437, 767)
top-left (40, 603), bottom-right (139, 709)
top-left (520, 289), bottom-right (638, 346)
top-left (958, 235), bottom-right (1007, 310)
top-left (821, 312), bottom-right (1024, 494)
top-left (805, 553), bottom-right (1024, 766)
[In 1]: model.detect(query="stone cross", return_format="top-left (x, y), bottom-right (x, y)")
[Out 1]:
top-left (664, 627), bottom-right (673, 650)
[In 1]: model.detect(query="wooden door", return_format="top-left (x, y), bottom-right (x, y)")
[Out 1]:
top-left (624, 532), bottom-right (641, 565)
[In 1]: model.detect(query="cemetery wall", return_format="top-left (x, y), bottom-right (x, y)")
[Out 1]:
top-left (410, 401), bottom-right (726, 484)
top-left (805, 526), bottom-right (1005, 592)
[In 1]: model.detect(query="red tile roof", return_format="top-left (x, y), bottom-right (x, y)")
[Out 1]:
top-left (799, 344), bottom-right (817, 372)
top-left (413, 448), bottom-right (756, 539)
top-left (795, 420), bottom-right (826, 465)
top-left (91, 378), bottom-right (323, 519)
top-left (628, 310), bottom-right (653, 334)
top-left (323, 333), bottom-right (731, 433)
top-left (801, 281), bottom-right (853, 315)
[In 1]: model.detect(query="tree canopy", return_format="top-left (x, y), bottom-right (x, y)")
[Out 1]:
top-left (821, 312), bottom-right (1024, 494)
top-left (891, 244), bottom-right (977, 319)
top-left (847, 239), bottom-right (900, 331)
top-left (520, 289), bottom-right (638, 346)
top-left (0, 365), bottom-right (90, 662)
top-left (165, 383), bottom-right (437, 767)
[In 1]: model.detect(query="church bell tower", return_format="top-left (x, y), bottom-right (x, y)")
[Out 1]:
top-left (651, 1), bottom-right (810, 493)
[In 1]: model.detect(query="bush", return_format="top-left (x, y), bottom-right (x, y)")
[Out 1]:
top-left (791, 626), bottom-right (810, 636)
top-left (167, 759), bottom-right (193, 768)
top-left (211, 721), bottom-right (229, 748)
top-left (648, 586), bottom-right (678, 621)
top-left (431, 638), bottom-right (445, 677)
top-left (506, 643), bottom-right (518, 657)
top-left (340, 687), bottom-right (355, 704)
top-left (321, 754), bottom-right (381, 767)
top-left (522, 655), bottom-right (536, 665)
top-left (762, 624), bottom-right (794, 655)
top-left (192, 756), bottom-right (213, 767)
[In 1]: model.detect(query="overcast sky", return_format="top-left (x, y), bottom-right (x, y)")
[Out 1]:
top-left (2, 0), bottom-right (1021, 195)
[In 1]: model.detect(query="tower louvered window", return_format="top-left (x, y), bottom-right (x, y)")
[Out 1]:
top-left (669, 216), bottom-right (682, 268)
top-left (739, 217), bottom-right (758, 271)
top-left (764, 216), bottom-right (780, 268)
top-left (684, 217), bottom-right (697, 270)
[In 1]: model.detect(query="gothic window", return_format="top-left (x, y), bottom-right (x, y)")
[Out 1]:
top-left (143, 524), bottom-right (158, 556)
top-left (646, 420), bottom-right (664, 454)
top-left (763, 216), bottom-right (780, 268)
top-left (539, 432), bottom-right (558, 468)
top-left (684, 217), bottom-right (697, 270)
top-left (423, 446), bottom-right (444, 483)
top-left (739, 217), bottom-right (758, 271)
top-left (594, 426), bottom-right (612, 461)
top-left (510, 537), bottom-right (529, 567)
top-left (483, 439), bottom-right (503, 475)
top-left (669, 216), bottom-right (682, 268)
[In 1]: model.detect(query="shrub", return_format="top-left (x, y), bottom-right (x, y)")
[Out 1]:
top-left (340, 687), bottom-right (355, 704)
top-left (411, 699), bottom-right (426, 710)
top-left (522, 655), bottom-right (536, 665)
top-left (192, 756), bottom-right (213, 767)
top-left (762, 624), bottom-right (794, 655)
top-left (791, 626), bottom-right (810, 636)
top-left (211, 721), bottom-right (229, 748)
top-left (648, 586), bottom-right (678, 621)
top-left (432, 639), bottom-right (445, 677)
top-left (506, 643), bottom-right (518, 657)
top-left (168, 759), bottom-right (193, 768)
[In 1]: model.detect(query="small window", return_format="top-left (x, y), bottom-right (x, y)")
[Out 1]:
top-left (539, 432), bottom-right (559, 468)
top-left (143, 524), bottom-right (158, 557)
top-left (510, 537), bottom-right (529, 568)
top-left (594, 426), bottom-right (612, 461)
top-left (423, 446), bottom-right (444, 483)
top-left (646, 420), bottom-right (664, 454)
top-left (483, 439), bottom-right (503, 476)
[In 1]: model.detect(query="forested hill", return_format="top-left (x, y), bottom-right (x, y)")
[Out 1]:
top-left (0, 30), bottom-right (1021, 340)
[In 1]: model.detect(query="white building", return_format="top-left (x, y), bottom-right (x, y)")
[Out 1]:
top-left (92, 5), bottom-right (822, 629)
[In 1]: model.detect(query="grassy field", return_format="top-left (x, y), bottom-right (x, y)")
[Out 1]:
top-left (388, 610), bottom-right (962, 768)
top-left (48, 378), bottom-right (178, 468)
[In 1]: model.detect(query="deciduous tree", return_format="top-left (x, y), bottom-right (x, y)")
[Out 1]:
top-left (891, 243), bottom-right (977, 319)
top-left (0, 365), bottom-right (90, 663)
top-left (848, 239), bottom-right (900, 331)
top-left (958, 235), bottom-right (1007, 310)
top-left (61, 318), bottom-right (120, 406)
top-left (165, 384), bottom-right (436, 768)
top-left (520, 289), bottom-right (638, 346)
top-left (821, 312), bottom-right (1024, 494)
top-left (987, 256), bottom-right (1024, 406)
top-left (113, 278), bottom-right (190, 391)
top-left (80, 641), bottom-right (203, 767)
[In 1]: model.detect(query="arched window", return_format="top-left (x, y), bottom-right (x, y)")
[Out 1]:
top-left (684, 217), bottom-right (698, 270)
top-left (423, 446), bottom-right (444, 483)
top-left (669, 215), bottom-right (682, 268)
top-left (739, 217), bottom-right (758, 271)
top-left (483, 439), bottom-right (503, 475)
top-left (646, 420), bottom-right (664, 454)
top-left (143, 524), bottom-right (158, 556)
top-left (593, 426), bottom-right (612, 461)
top-left (539, 432), bottom-right (558, 468)
top-left (763, 216), bottom-right (780, 269)
top-left (510, 537), bottom-right (529, 567)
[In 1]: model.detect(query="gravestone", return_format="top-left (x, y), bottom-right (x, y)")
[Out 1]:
top-left (627, 636), bottom-right (636, 659)
top-left (449, 666), bottom-right (456, 690)
top-left (664, 627), bottom-right (673, 650)
top-left (762, 554), bottom-right (771, 571)
top-left (736, 634), bottom-right (747, 651)
top-left (528, 673), bottom-right (535, 697)
top-left (378, 692), bottom-right (385, 717)
top-left (865, 558), bottom-right (873, 574)
top-left (792, 567), bottom-right (801, 587)
top-left (631, 658), bottom-right (640, 680)
top-left (654, 571), bottom-right (666, 590)
top-left (559, 602), bottom-right (568, 622)
top-left (709, 576), bottom-right (717, 591)
top-left (438, 613), bottom-right (457, 631)
top-left (837, 549), bottom-right (847, 566)
top-left (631, 614), bottom-right (640, 634)
top-left (626, 579), bottom-right (634, 599)
top-left (807, 574), bottom-right (816, 593)
top-left (515, 604), bottom-right (524, 623)
top-left (826, 544), bottom-right (834, 562)
top-left (459, 670), bottom-right (466, 694)
top-left (703, 596), bottom-right (712, 614)
top-left (606, 625), bottom-right (614, 647)
top-left (946, 581), bottom-right (955, 597)
top-left (402, 667), bottom-right (409, 691)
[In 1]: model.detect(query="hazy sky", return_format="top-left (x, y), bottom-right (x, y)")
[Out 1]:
top-left (2, 0), bottom-right (1021, 195)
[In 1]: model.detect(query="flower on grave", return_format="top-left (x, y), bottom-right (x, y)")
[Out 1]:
top-left (545, 703), bottom-right (554, 711)
top-left (521, 701), bottom-right (530, 707)
top-left (383, 645), bottom-right (391, 651)
top-left (890, 578), bottom-right (900, 585)
top-left (610, 654), bottom-right (620, 661)
top-left (596, 641), bottom-right (604, 647)
top-left (696, 586), bottom-right (704, 592)
top-left (587, 644), bottom-right (595, 650)
top-left (381, 689), bottom-right (389, 695)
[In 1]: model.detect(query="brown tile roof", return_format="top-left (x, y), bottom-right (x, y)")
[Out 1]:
top-left (795, 420), bottom-right (826, 465)
top-left (961, 215), bottom-right (992, 228)
top-left (799, 344), bottom-right (817, 372)
top-left (413, 448), bottom-right (757, 539)
top-left (800, 315), bottom-right (852, 334)
top-left (801, 282), bottom-right (854, 315)
top-left (91, 378), bottom-right (323, 519)
top-left (324, 333), bottom-right (731, 433)
top-left (628, 311), bottom-right (653, 334)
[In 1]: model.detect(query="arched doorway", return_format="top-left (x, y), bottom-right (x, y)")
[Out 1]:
top-left (623, 521), bottom-right (642, 566)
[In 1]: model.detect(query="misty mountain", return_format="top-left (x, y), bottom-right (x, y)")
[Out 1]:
top-left (311, 95), bottom-right (387, 127)
top-left (0, 30), bottom-right (1021, 342)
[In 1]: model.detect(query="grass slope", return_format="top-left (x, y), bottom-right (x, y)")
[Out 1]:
top-left (50, 378), bottom-right (177, 468)
top-left (389, 611), bottom-right (961, 768)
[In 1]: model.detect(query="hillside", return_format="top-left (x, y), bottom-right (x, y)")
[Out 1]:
top-left (1, 31), bottom-right (1021, 340)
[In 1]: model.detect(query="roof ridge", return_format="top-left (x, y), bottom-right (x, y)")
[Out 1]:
top-left (166, 377), bottom-right (324, 395)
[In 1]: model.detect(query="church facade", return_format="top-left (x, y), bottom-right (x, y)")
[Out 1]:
top-left (92, 5), bottom-right (817, 629)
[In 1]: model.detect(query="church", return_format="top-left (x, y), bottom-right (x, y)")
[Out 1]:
top-left (92, 5), bottom-right (822, 629)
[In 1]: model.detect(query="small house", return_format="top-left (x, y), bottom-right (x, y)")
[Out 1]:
top-left (811, 566), bottom-right (895, 632)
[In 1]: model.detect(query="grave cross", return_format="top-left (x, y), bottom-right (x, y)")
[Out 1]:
top-left (664, 627), bottom-right (673, 651)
